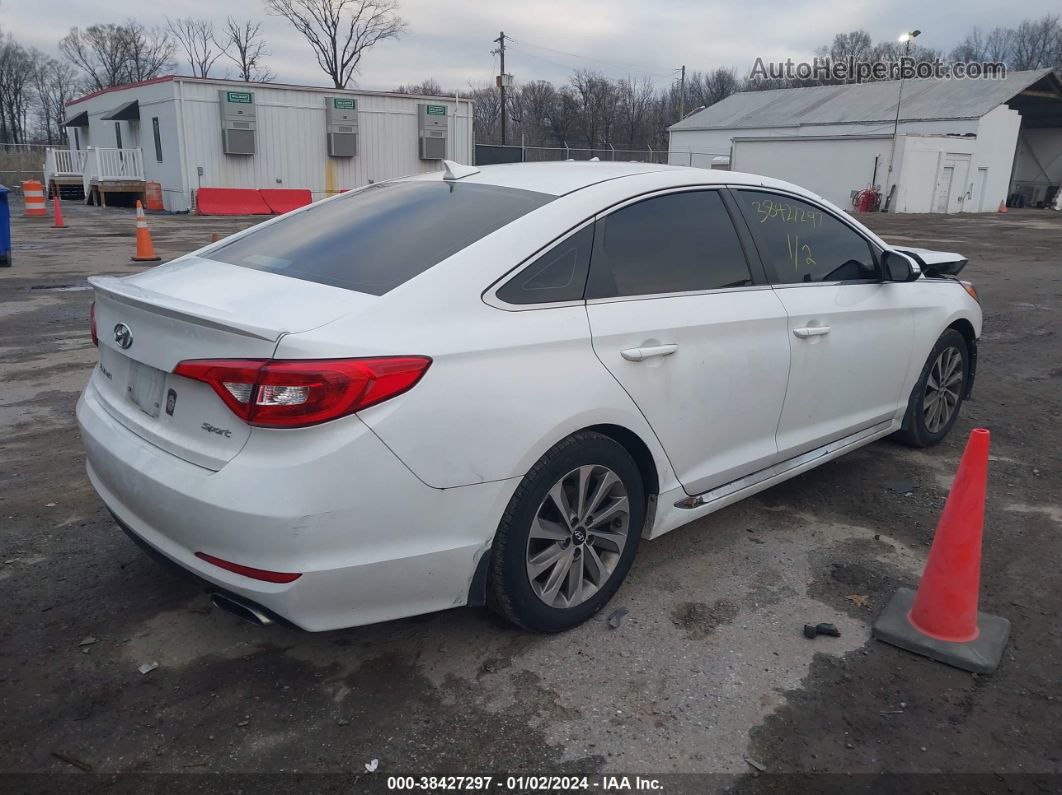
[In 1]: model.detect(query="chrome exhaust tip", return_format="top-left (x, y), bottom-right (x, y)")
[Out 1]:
top-left (210, 593), bottom-right (275, 626)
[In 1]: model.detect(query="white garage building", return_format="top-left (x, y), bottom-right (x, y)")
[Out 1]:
top-left (48, 75), bottom-right (474, 212)
top-left (668, 69), bottom-right (1062, 213)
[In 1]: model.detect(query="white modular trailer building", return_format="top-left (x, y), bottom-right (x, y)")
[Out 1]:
top-left (56, 76), bottom-right (474, 212)
top-left (668, 69), bottom-right (1062, 213)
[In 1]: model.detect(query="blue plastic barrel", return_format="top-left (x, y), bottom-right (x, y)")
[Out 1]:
top-left (0, 185), bottom-right (10, 267)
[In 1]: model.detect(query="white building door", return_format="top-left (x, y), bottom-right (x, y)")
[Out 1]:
top-left (934, 155), bottom-right (972, 214)
top-left (934, 166), bottom-right (954, 213)
top-left (976, 168), bottom-right (989, 212)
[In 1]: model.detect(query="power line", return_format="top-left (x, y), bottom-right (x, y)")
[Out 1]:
top-left (508, 37), bottom-right (675, 78)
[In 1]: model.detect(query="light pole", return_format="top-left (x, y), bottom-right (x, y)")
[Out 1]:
top-left (884, 29), bottom-right (920, 211)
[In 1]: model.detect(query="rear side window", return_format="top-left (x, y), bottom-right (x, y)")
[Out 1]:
top-left (734, 190), bottom-right (879, 283)
top-left (587, 190), bottom-right (752, 299)
top-left (210, 181), bottom-right (554, 295)
top-left (496, 224), bottom-right (594, 305)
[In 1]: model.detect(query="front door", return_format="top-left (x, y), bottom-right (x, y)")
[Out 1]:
top-left (731, 189), bottom-right (915, 458)
top-left (585, 189), bottom-right (791, 496)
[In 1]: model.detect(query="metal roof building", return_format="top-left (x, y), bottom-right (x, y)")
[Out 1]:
top-left (668, 69), bottom-right (1062, 213)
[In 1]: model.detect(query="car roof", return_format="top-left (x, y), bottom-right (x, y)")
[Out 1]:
top-left (402, 161), bottom-right (812, 198)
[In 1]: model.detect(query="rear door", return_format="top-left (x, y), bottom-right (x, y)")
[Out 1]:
top-left (585, 189), bottom-right (791, 496)
top-left (731, 189), bottom-right (915, 458)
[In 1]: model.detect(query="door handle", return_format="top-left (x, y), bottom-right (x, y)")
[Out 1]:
top-left (793, 326), bottom-right (831, 339)
top-left (621, 344), bottom-right (678, 362)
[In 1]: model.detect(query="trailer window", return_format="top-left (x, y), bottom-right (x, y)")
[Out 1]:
top-left (210, 181), bottom-right (554, 295)
top-left (152, 118), bottom-right (163, 163)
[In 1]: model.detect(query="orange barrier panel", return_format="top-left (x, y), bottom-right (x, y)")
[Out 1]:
top-left (260, 189), bottom-right (313, 215)
top-left (145, 181), bottom-right (165, 211)
top-left (196, 188), bottom-right (271, 216)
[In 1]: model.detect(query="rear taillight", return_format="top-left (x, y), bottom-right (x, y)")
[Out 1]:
top-left (173, 357), bottom-right (431, 428)
top-left (90, 301), bottom-right (98, 346)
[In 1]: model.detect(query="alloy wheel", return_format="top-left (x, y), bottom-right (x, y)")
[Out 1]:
top-left (525, 465), bottom-right (630, 609)
top-left (924, 345), bottom-right (964, 433)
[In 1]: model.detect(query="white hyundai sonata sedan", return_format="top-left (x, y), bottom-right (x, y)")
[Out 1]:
top-left (77, 161), bottom-right (981, 632)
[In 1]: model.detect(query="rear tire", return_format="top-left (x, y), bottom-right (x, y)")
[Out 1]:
top-left (896, 329), bottom-right (969, 447)
top-left (488, 432), bottom-right (645, 632)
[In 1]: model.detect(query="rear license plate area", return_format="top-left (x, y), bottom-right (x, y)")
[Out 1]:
top-left (127, 360), bottom-right (167, 418)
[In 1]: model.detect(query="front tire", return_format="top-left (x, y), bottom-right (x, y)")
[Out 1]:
top-left (488, 432), bottom-right (645, 632)
top-left (897, 329), bottom-right (969, 447)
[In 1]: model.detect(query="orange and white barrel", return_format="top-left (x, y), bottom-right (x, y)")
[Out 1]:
top-left (22, 180), bottom-right (48, 217)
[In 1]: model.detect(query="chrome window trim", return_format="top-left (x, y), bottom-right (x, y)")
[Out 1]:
top-left (769, 279), bottom-right (883, 290)
top-left (585, 283), bottom-right (772, 306)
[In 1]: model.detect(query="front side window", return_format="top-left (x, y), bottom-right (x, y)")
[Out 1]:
top-left (210, 181), bottom-right (554, 295)
top-left (587, 190), bottom-right (752, 299)
top-left (496, 224), bottom-right (594, 305)
top-left (735, 191), bottom-right (878, 284)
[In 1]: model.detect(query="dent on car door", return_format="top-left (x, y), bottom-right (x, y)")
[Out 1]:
top-left (731, 189), bottom-right (916, 457)
top-left (584, 189), bottom-right (791, 497)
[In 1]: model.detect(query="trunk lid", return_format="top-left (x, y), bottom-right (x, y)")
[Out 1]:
top-left (89, 258), bottom-right (372, 470)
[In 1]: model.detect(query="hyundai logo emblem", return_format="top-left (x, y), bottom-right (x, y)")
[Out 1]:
top-left (113, 322), bottom-right (133, 349)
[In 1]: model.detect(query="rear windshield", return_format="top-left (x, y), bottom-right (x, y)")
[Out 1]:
top-left (210, 181), bottom-right (554, 295)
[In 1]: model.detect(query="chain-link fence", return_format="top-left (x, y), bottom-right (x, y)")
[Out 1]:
top-left (475, 143), bottom-right (727, 169)
top-left (0, 143), bottom-right (48, 191)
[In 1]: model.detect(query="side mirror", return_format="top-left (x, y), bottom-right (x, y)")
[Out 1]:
top-left (882, 250), bottom-right (921, 282)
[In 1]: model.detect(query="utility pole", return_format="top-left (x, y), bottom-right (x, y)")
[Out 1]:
top-left (492, 31), bottom-right (509, 146)
top-left (679, 64), bottom-right (686, 120)
top-left (885, 30), bottom-right (921, 211)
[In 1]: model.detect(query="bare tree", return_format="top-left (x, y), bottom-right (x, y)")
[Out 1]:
top-left (220, 17), bottom-right (275, 82)
top-left (570, 69), bottom-right (618, 149)
top-left (167, 17), bottom-right (222, 78)
top-left (822, 30), bottom-right (873, 61)
top-left (265, 0), bottom-right (406, 88)
top-left (1010, 15), bottom-right (1062, 70)
top-left (395, 78), bottom-right (443, 95)
top-left (122, 20), bottom-right (175, 82)
top-left (470, 82), bottom-right (501, 141)
top-left (31, 54), bottom-right (78, 143)
top-left (59, 21), bottom-right (174, 90)
top-left (616, 75), bottom-right (654, 148)
top-left (59, 24), bottom-right (130, 91)
top-left (687, 68), bottom-right (738, 110)
top-left (0, 33), bottom-right (35, 142)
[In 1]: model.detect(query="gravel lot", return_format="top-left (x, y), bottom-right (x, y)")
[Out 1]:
top-left (1, 200), bottom-right (1059, 791)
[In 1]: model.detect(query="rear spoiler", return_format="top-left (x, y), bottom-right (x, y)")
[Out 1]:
top-left (88, 275), bottom-right (286, 341)
top-left (893, 246), bottom-right (968, 277)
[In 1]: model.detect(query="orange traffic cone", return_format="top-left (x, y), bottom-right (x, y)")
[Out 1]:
top-left (51, 196), bottom-right (67, 229)
top-left (998, 200), bottom-right (1008, 214)
top-left (131, 200), bottom-right (161, 263)
top-left (210, 232), bottom-right (220, 243)
top-left (873, 428), bottom-right (1010, 672)
top-left (23, 180), bottom-right (48, 217)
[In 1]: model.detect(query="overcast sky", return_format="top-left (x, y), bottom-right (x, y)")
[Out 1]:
top-left (3, 0), bottom-right (1057, 94)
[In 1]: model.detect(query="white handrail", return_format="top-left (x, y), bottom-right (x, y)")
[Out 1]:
top-left (52, 149), bottom-right (86, 174)
top-left (92, 147), bottom-right (144, 181)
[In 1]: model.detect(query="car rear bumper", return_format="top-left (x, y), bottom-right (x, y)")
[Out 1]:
top-left (77, 380), bottom-right (518, 631)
